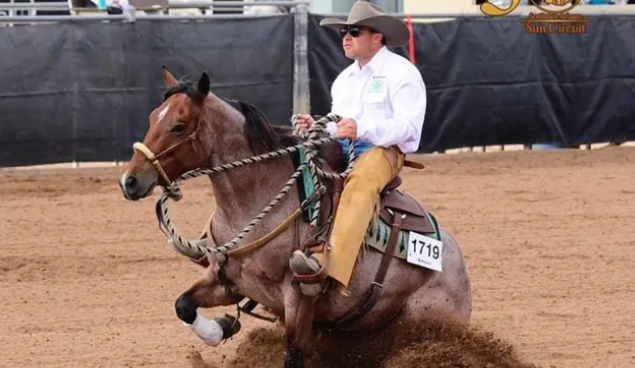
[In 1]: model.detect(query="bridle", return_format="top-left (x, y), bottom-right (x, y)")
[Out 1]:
top-left (132, 120), bottom-right (204, 200)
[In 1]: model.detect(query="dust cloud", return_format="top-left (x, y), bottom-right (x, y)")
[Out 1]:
top-left (191, 316), bottom-right (540, 368)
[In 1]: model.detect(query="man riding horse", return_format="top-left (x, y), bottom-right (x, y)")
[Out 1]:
top-left (290, 1), bottom-right (427, 296)
top-left (118, 3), bottom-right (471, 364)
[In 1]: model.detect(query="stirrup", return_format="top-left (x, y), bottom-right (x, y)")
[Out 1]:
top-left (290, 250), bottom-right (329, 285)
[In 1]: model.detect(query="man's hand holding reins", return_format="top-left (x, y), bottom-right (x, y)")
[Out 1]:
top-left (295, 113), bottom-right (315, 132)
top-left (295, 114), bottom-right (357, 140)
top-left (335, 118), bottom-right (358, 140)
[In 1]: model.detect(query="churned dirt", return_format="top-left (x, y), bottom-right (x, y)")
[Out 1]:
top-left (1, 147), bottom-right (634, 368)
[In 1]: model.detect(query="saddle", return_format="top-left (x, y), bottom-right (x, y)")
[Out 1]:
top-left (304, 173), bottom-right (434, 248)
top-left (379, 176), bottom-right (436, 233)
top-left (295, 142), bottom-right (435, 327)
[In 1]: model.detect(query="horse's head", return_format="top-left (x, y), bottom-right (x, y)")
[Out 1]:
top-left (119, 66), bottom-right (216, 200)
top-left (119, 66), bottom-right (333, 202)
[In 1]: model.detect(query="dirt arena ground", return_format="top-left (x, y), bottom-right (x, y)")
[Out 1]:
top-left (1, 147), bottom-right (634, 368)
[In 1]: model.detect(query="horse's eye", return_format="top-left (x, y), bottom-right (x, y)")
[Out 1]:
top-left (170, 124), bottom-right (186, 135)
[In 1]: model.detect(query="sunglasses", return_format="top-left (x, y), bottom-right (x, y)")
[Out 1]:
top-left (339, 26), bottom-right (374, 38)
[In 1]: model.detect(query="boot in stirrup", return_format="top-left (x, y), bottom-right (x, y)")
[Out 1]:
top-left (289, 250), bottom-right (326, 297)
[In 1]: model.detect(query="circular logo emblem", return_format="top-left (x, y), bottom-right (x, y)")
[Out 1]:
top-left (530, 0), bottom-right (581, 14)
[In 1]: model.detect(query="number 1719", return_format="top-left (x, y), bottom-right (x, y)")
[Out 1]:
top-left (411, 240), bottom-right (440, 260)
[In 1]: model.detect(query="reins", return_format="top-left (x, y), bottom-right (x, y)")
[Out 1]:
top-left (133, 121), bottom-right (204, 196)
top-left (134, 113), bottom-right (357, 266)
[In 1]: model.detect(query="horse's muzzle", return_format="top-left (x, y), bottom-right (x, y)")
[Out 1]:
top-left (119, 170), bottom-right (157, 200)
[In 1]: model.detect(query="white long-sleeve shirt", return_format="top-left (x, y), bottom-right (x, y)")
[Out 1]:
top-left (325, 46), bottom-right (427, 154)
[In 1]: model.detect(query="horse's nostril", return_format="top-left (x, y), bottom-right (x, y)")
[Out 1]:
top-left (125, 176), bottom-right (138, 190)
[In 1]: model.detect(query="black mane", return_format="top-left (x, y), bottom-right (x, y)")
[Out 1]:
top-left (162, 80), bottom-right (299, 155)
top-left (224, 97), bottom-right (300, 155)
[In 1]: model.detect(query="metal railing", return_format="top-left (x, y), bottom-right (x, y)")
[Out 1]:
top-left (0, 0), bottom-right (306, 11)
top-left (4, 1), bottom-right (635, 16)
top-left (0, 3), bottom-right (70, 11)
top-left (320, 4), bottom-right (635, 18)
top-left (0, 12), bottom-right (290, 21)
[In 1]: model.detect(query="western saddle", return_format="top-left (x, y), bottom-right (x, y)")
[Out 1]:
top-left (378, 174), bottom-right (436, 234)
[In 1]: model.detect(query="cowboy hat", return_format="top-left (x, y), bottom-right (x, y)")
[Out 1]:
top-left (319, 1), bottom-right (409, 47)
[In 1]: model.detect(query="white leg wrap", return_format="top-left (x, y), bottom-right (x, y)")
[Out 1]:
top-left (184, 312), bottom-right (224, 346)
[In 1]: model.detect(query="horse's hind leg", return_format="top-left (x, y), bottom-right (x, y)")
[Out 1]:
top-left (175, 274), bottom-right (244, 346)
top-left (282, 280), bottom-right (317, 368)
top-left (404, 230), bottom-right (472, 327)
top-left (404, 275), bottom-right (472, 328)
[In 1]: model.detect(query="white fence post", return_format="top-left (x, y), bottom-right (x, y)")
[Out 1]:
top-left (292, 2), bottom-right (310, 116)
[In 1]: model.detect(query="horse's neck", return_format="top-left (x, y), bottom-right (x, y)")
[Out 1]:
top-left (207, 152), bottom-right (299, 240)
top-left (197, 97), bottom-right (300, 245)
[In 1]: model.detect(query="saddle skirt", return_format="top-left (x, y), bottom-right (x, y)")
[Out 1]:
top-left (368, 183), bottom-right (441, 260)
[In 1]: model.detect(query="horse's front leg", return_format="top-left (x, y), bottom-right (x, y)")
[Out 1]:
top-left (175, 273), bottom-right (244, 346)
top-left (283, 282), bottom-right (317, 368)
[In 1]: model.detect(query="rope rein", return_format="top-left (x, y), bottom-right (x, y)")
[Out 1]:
top-left (155, 113), bottom-right (357, 261)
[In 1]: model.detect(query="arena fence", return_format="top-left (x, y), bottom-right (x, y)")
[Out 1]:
top-left (1, 2), bottom-right (634, 168)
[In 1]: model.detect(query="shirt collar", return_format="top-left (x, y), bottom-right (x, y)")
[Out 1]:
top-left (348, 46), bottom-right (389, 76)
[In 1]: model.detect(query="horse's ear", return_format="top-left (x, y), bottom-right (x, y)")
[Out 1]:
top-left (197, 72), bottom-right (210, 97)
top-left (162, 65), bottom-right (179, 88)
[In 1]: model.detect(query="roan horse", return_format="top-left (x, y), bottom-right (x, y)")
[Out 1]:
top-left (119, 67), bottom-right (472, 368)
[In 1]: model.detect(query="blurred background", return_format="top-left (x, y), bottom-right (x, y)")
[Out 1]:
top-left (1, 0), bottom-right (634, 168)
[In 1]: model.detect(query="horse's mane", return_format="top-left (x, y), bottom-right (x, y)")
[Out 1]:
top-left (224, 98), bottom-right (300, 155)
top-left (163, 79), bottom-right (299, 155)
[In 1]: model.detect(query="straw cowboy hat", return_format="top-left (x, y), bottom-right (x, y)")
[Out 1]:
top-left (319, 1), bottom-right (410, 47)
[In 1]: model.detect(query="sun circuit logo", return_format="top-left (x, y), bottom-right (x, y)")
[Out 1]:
top-left (480, 0), bottom-right (589, 34)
